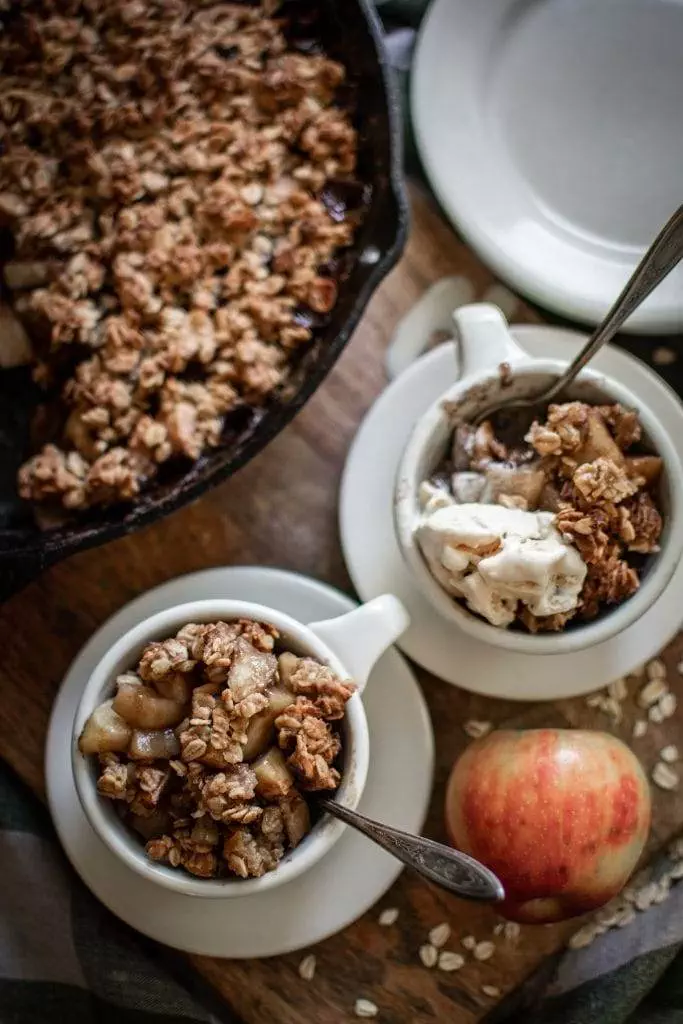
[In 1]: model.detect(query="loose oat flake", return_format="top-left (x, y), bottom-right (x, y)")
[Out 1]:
top-left (463, 720), bottom-right (492, 740)
top-left (428, 923), bottom-right (451, 948)
top-left (638, 678), bottom-right (669, 708)
top-left (647, 659), bottom-right (667, 680)
top-left (438, 952), bottom-right (465, 972)
top-left (378, 908), bottom-right (399, 927)
top-left (461, 935), bottom-right (477, 951)
top-left (632, 720), bottom-right (648, 739)
top-left (652, 762), bottom-right (679, 791)
top-left (503, 921), bottom-right (521, 941)
top-left (474, 940), bottom-right (495, 962)
top-left (660, 745), bottom-right (679, 763)
top-left (298, 955), bottom-right (316, 981)
top-left (419, 944), bottom-right (438, 968)
top-left (481, 986), bottom-right (501, 999)
top-left (354, 999), bottom-right (379, 1019)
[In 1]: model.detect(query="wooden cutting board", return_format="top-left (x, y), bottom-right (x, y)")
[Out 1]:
top-left (1, 183), bottom-right (683, 1024)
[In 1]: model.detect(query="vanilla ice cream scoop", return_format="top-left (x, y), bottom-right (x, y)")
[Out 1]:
top-left (416, 503), bottom-right (587, 628)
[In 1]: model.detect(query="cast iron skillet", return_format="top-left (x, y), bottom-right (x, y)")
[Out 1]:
top-left (0, 0), bottom-right (408, 601)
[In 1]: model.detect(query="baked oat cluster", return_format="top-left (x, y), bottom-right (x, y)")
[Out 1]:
top-left (421, 400), bottom-right (663, 633)
top-left (78, 617), bottom-right (355, 879)
top-left (0, 1), bottom-right (361, 511)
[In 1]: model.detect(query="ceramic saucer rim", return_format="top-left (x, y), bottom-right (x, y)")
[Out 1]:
top-left (339, 327), bottom-right (683, 699)
top-left (45, 566), bottom-right (434, 957)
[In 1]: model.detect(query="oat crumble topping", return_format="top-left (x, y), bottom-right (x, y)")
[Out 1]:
top-left (2, 0), bottom-right (363, 511)
top-left (79, 615), bottom-right (356, 879)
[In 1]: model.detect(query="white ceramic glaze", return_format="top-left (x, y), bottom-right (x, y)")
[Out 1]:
top-left (47, 567), bottom-right (434, 956)
top-left (72, 594), bottom-right (408, 899)
top-left (395, 303), bottom-right (683, 655)
top-left (412, 0), bottom-right (683, 333)
top-left (340, 325), bottom-right (683, 697)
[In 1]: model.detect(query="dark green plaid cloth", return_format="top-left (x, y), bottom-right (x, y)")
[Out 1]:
top-left (0, 760), bottom-right (240, 1024)
top-left (3, 4), bottom-right (683, 1024)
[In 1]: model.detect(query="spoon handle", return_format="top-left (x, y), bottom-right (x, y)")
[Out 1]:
top-left (318, 798), bottom-right (505, 902)
top-left (543, 204), bottom-right (683, 403)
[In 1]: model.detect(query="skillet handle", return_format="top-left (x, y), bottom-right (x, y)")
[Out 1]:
top-left (0, 554), bottom-right (52, 603)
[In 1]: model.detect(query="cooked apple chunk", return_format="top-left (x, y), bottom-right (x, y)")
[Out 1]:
top-left (78, 699), bottom-right (131, 754)
top-left (113, 682), bottom-right (185, 729)
top-left (253, 747), bottom-right (295, 799)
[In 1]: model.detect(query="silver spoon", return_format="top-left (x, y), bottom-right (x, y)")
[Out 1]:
top-left (317, 797), bottom-right (505, 902)
top-left (476, 204), bottom-right (683, 427)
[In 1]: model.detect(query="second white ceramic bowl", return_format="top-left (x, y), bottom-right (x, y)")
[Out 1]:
top-left (395, 303), bottom-right (683, 655)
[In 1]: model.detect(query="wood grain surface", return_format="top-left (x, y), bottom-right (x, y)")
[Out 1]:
top-left (1, 183), bottom-right (683, 1024)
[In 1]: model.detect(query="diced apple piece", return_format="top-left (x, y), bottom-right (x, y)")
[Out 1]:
top-left (129, 809), bottom-right (170, 841)
top-left (227, 640), bottom-right (277, 701)
top-left (113, 682), bottom-right (185, 729)
top-left (128, 728), bottom-right (180, 761)
top-left (277, 651), bottom-right (299, 689)
top-left (243, 686), bottom-right (296, 760)
top-left (253, 747), bottom-right (295, 799)
top-left (280, 791), bottom-right (311, 848)
top-left (574, 411), bottom-right (624, 467)
top-left (78, 699), bottom-right (132, 755)
top-left (152, 672), bottom-right (192, 705)
top-left (481, 464), bottom-right (546, 509)
top-left (626, 455), bottom-right (663, 488)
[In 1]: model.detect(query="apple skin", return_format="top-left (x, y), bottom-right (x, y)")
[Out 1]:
top-left (445, 728), bottom-right (651, 923)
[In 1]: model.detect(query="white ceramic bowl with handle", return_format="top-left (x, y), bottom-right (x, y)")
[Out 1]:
top-left (72, 594), bottom-right (409, 897)
top-left (395, 303), bottom-right (683, 655)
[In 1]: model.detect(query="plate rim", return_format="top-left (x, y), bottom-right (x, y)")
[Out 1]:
top-left (411, 0), bottom-right (683, 335)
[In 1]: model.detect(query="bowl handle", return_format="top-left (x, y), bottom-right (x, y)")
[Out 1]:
top-left (453, 303), bottom-right (528, 380)
top-left (308, 595), bottom-right (409, 693)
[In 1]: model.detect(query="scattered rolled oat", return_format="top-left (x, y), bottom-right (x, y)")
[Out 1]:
top-left (632, 719), bottom-right (648, 739)
top-left (354, 999), bottom-right (379, 1019)
top-left (653, 347), bottom-right (678, 366)
top-left (638, 678), bottom-right (668, 708)
top-left (660, 745), bottom-right (679, 763)
top-left (608, 677), bottom-right (628, 702)
top-left (461, 935), bottom-right (477, 951)
top-left (659, 692), bottom-right (678, 720)
top-left (649, 704), bottom-right (665, 724)
top-left (419, 943), bottom-right (438, 969)
top-left (473, 940), bottom-right (495, 962)
top-left (503, 921), bottom-right (521, 941)
top-left (298, 955), bottom-right (316, 982)
top-left (481, 986), bottom-right (501, 999)
top-left (647, 659), bottom-right (667, 680)
top-left (463, 720), bottom-right (493, 740)
top-left (492, 923), bottom-right (504, 936)
top-left (668, 860), bottom-right (683, 881)
top-left (378, 908), bottom-right (399, 927)
top-left (438, 952), bottom-right (465, 972)
top-left (652, 762), bottom-right (679, 791)
top-left (428, 923), bottom-right (451, 949)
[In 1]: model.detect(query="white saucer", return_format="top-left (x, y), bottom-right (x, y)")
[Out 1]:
top-left (412, 0), bottom-right (683, 333)
top-left (340, 327), bottom-right (683, 700)
top-left (45, 567), bottom-right (434, 957)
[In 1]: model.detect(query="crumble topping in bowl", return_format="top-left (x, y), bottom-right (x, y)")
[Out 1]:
top-left (416, 400), bottom-right (663, 633)
top-left (78, 617), bottom-right (356, 879)
top-left (0, 1), bottom-right (363, 511)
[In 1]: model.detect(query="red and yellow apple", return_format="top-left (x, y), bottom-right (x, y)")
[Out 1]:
top-left (445, 728), bottom-right (651, 923)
